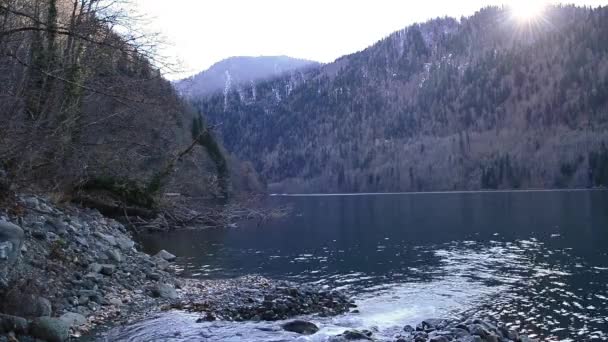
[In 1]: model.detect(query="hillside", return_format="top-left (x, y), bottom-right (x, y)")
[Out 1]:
top-left (0, 0), bottom-right (258, 206)
top-left (175, 56), bottom-right (318, 99)
top-left (194, 5), bottom-right (608, 193)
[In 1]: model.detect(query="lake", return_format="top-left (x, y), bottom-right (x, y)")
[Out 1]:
top-left (109, 190), bottom-right (608, 341)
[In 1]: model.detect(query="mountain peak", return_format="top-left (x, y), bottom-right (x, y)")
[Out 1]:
top-left (175, 56), bottom-right (319, 98)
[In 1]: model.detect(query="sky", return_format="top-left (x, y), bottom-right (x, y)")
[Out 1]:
top-left (133, 0), bottom-right (608, 80)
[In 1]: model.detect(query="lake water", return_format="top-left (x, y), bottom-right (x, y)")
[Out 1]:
top-left (109, 190), bottom-right (608, 341)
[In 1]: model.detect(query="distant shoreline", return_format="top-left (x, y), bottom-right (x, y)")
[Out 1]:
top-left (270, 188), bottom-right (608, 197)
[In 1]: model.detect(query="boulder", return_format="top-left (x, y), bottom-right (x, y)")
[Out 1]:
top-left (281, 320), bottom-right (319, 335)
top-left (150, 283), bottom-right (178, 299)
top-left (0, 313), bottom-right (28, 334)
top-left (3, 294), bottom-right (52, 318)
top-left (154, 249), bottom-right (176, 261)
top-left (59, 312), bottom-right (87, 328)
top-left (30, 317), bottom-right (69, 342)
top-left (0, 221), bottom-right (24, 262)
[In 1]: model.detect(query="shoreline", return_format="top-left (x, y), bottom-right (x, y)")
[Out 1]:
top-left (270, 187), bottom-right (608, 197)
top-left (1, 193), bottom-right (539, 342)
top-left (0, 194), bottom-right (353, 341)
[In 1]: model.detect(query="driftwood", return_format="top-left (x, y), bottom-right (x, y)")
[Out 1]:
top-left (73, 195), bottom-right (156, 219)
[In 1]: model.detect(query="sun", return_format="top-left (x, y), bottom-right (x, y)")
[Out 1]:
top-left (509, 0), bottom-right (547, 22)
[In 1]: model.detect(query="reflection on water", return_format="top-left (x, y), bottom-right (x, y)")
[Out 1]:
top-left (126, 191), bottom-right (608, 341)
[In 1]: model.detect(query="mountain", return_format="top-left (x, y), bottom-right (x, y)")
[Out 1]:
top-left (193, 5), bottom-right (608, 193)
top-left (175, 56), bottom-right (318, 98)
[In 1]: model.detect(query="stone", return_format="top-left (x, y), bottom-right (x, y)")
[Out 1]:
top-left (116, 236), bottom-right (135, 250)
top-left (147, 272), bottom-right (161, 281)
top-left (281, 320), bottom-right (319, 335)
top-left (0, 169), bottom-right (9, 192)
top-left (109, 298), bottom-right (123, 306)
top-left (78, 290), bottom-right (102, 303)
top-left (0, 221), bottom-right (24, 262)
top-left (417, 318), bottom-right (448, 332)
top-left (519, 336), bottom-right (537, 342)
top-left (468, 324), bottom-right (489, 337)
top-left (74, 237), bottom-right (89, 247)
top-left (100, 264), bottom-right (116, 276)
top-left (88, 263), bottom-right (103, 273)
top-left (154, 249), bottom-right (176, 261)
top-left (3, 294), bottom-right (51, 318)
top-left (498, 326), bottom-right (519, 340)
top-left (106, 249), bottom-right (122, 263)
top-left (154, 258), bottom-right (170, 271)
top-left (336, 330), bottom-right (373, 340)
top-left (30, 317), bottom-right (70, 342)
top-left (94, 232), bottom-right (117, 246)
top-left (32, 229), bottom-right (47, 240)
top-left (150, 283), bottom-right (178, 299)
top-left (59, 312), bottom-right (87, 328)
top-left (430, 336), bottom-right (450, 342)
top-left (0, 313), bottom-right (29, 334)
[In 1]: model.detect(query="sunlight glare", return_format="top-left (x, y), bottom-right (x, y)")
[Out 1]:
top-left (509, 0), bottom-right (547, 21)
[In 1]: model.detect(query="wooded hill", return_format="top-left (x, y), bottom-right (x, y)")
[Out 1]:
top-left (0, 0), bottom-right (259, 206)
top-left (195, 5), bottom-right (608, 193)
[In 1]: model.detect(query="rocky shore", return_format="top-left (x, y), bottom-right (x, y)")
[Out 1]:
top-left (0, 194), bottom-right (353, 341)
top-left (1, 194), bottom-right (540, 342)
top-left (287, 318), bottom-right (540, 342)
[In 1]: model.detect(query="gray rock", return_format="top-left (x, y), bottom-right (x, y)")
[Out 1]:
top-left (334, 330), bottom-right (373, 340)
top-left (74, 236), bottom-right (89, 247)
top-left (154, 249), bottom-right (176, 261)
top-left (154, 258), bottom-right (171, 271)
top-left (468, 324), bottom-right (489, 337)
top-left (116, 236), bottom-right (135, 250)
top-left (146, 272), bottom-right (161, 281)
top-left (417, 318), bottom-right (448, 331)
top-left (100, 264), bottom-right (116, 276)
top-left (30, 317), bottom-right (70, 342)
top-left (109, 298), bottom-right (123, 306)
top-left (281, 320), bottom-right (319, 335)
top-left (0, 169), bottom-right (9, 192)
top-left (0, 221), bottom-right (24, 262)
top-left (150, 283), bottom-right (178, 299)
top-left (3, 294), bottom-right (52, 318)
top-left (106, 249), bottom-right (122, 263)
top-left (0, 313), bottom-right (29, 334)
top-left (94, 232), bottom-right (117, 246)
top-left (32, 229), bottom-right (47, 240)
top-left (59, 312), bottom-right (87, 328)
top-left (459, 336), bottom-right (482, 342)
top-left (88, 263), bottom-right (103, 273)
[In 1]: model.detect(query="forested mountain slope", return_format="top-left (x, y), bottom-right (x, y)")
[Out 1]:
top-left (195, 5), bottom-right (608, 193)
top-left (175, 56), bottom-right (318, 99)
top-left (0, 0), bottom-right (254, 202)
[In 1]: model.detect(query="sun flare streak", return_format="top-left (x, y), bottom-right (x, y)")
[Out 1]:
top-left (509, 0), bottom-right (548, 22)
